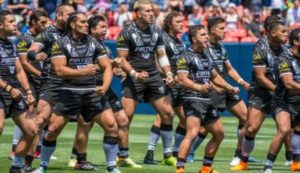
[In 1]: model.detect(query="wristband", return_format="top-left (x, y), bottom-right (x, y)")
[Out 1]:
top-left (237, 78), bottom-right (244, 85)
top-left (8, 86), bottom-right (13, 93)
top-left (158, 55), bottom-right (170, 68)
top-left (4, 84), bottom-right (12, 93)
top-left (129, 69), bottom-right (139, 80)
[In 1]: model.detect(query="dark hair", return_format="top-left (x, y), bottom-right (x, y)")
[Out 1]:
top-left (66, 12), bottom-right (83, 34)
top-left (56, 3), bottom-right (74, 15)
top-left (0, 10), bottom-right (13, 23)
top-left (207, 16), bottom-right (225, 32)
top-left (88, 15), bottom-right (106, 34)
top-left (188, 25), bottom-right (205, 43)
top-left (268, 21), bottom-right (285, 32)
top-left (163, 11), bottom-right (181, 33)
top-left (264, 15), bottom-right (281, 32)
top-left (289, 28), bottom-right (300, 47)
top-left (29, 10), bottom-right (48, 27)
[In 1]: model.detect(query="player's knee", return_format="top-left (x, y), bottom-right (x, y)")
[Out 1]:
top-left (45, 128), bottom-right (60, 141)
top-left (105, 121), bottom-right (118, 135)
top-left (246, 126), bottom-right (258, 136)
top-left (213, 129), bottom-right (225, 142)
top-left (278, 127), bottom-right (291, 137)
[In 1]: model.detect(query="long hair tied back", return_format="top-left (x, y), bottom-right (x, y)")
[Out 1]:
top-left (65, 12), bottom-right (84, 34)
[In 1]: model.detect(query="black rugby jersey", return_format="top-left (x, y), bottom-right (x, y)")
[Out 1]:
top-left (34, 25), bottom-right (64, 84)
top-left (176, 48), bottom-right (215, 98)
top-left (116, 22), bottom-right (164, 74)
top-left (0, 38), bottom-right (20, 88)
top-left (251, 36), bottom-right (286, 89)
top-left (275, 50), bottom-right (300, 103)
top-left (17, 30), bottom-right (43, 76)
top-left (162, 31), bottom-right (185, 74)
top-left (205, 41), bottom-right (230, 77)
top-left (51, 34), bottom-right (108, 88)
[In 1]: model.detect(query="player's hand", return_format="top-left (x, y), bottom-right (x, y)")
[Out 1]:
top-left (201, 83), bottom-right (211, 93)
top-left (241, 81), bottom-right (250, 90)
top-left (137, 71), bottom-right (149, 82)
top-left (95, 86), bottom-right (108, 96)
top-left (114, 67), bottom-right (127, 78)
top-left (84, 64), bottom-right (96, 75)
top-left (231, 87), bottom-right (240, 94)
top-left (166, 73), bottom-right (175, 87)
top-left (35, 52), bottom-right (48, 61)
top-left (193, 83), bottom-right (211, 93)
top-left (113, 58), bottom-right (123, 67)
top-left (10, 88), bottom-right (23, 100)
top-left (26, 94), bottom-right (36, 106)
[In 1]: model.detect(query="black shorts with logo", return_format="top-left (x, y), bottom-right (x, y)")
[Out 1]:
top-left (122, 73), bottom-right (166, 103)
top-left (273, 100), bottom-right (300, 128)
top-left (39, 82), bottom-right (61, 106)
top-left (248, 87), bottom-right (274, 114)
top-left (166, 83), bottom-right (184, 107)
top-left (0, 92), bottom-right (28, 118)
top-left (53, 89), bottom-right (110, 122)
top-left (104, 88), bottom-right (122, 113)
top-left (209, 89), bottom-right (241, 111)
top-left (183, 98), bottom-right (220, 126)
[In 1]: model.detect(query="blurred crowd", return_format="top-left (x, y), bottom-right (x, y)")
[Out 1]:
top-left (2, 0), bottom-right (300, 42)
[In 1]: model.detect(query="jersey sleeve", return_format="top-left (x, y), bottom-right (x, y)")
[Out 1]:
top-left (17, 37), bottom-right (30, 55)
top-left (176, 56), bottom-right (189, 74)
top-left (50, 41), bottom-right (64, 59)
top-left (116, 28), bottom-right (130, 51)
top-left (252, 49), bottom-right (266, 67)
top-left (277, 57), bottom-right (292, 78)
top-left (34, 32), bottom-right (48, 49)
top-left (156, 29), bottom-right (165, 50)
top-left (95, 41), bottom-right (108, 59)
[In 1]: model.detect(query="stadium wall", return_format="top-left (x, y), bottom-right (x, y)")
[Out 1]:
top-left (104, 40), bottom-right (255, 115)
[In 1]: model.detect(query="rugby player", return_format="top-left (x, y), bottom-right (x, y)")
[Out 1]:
top-left (274, 28), bottom-right (300, 172)
top-left (32, 12), bottom-right (121, 173)
top-left (231, 18), bottom-right (291, 171)
top-left (175, 25), bottom-right (239, 173)
top-left (205, 16), bottom-right (250, 166)
top-left (143, 11), bottom-right (189, 164)
top-left (0, 10), bottom-right (37, 173)
top-left (116, 0), bottom-right (176, 167)
top-left (12, 9), bottom-right (49, 171)
top-left (88, 14), bottom-right (131, 167)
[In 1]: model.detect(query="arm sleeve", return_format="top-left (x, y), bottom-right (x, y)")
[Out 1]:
top-left (116, 28), bottom-right (129, 51)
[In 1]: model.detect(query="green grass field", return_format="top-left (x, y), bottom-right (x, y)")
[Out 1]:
top-left (0, 115), bottom-right (291, 173)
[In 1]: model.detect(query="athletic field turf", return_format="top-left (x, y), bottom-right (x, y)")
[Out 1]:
top-left (0, 115), bottom-right (290, 173)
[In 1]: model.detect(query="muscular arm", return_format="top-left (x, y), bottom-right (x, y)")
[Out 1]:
top-left (281, 74), bottom-right (300, 94)
top-left (211, 70), bottom-right (237, 92)
top-left (52, 56), bottom-right (93, 79)
top-left (97, 57), bottom-right (113, 89)
top-left (177, 72), bottom-right (197, 90)
top-left (15, 59), bottom-right (31, 91)
top-left (225, 61), bottom-right (243, 82)
top-left (19, 54), bottom-right (41, 77)
top-left (254, 67), bottom-right (276, 91)
top-left (28, 42), bottom-right (43, 53)
top-left (118, 49), bottom-right (134, 74)
top-left (156, 47), bottom-right (172, 74)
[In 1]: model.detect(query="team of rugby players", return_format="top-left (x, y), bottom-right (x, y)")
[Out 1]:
top-left (1, 0), bottom-right (300, 173)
